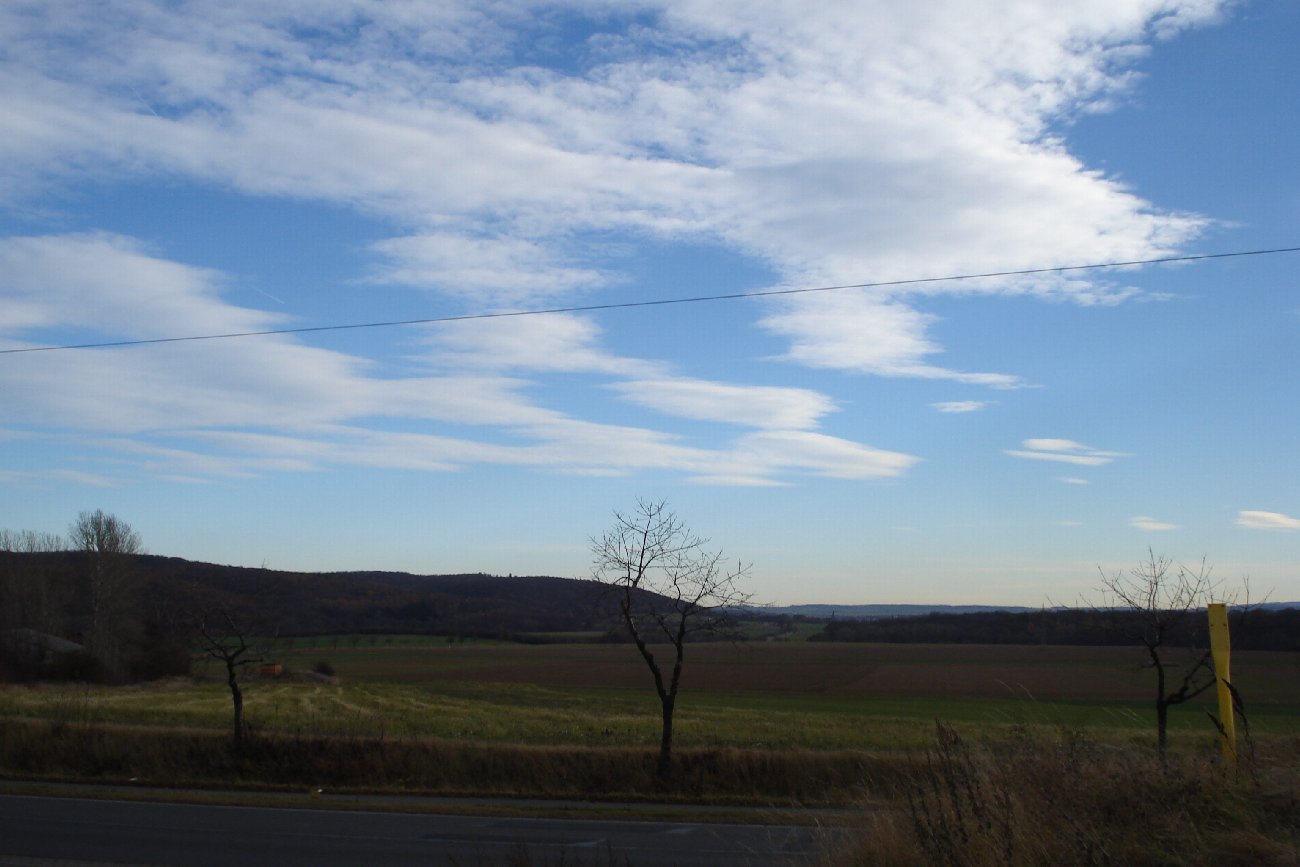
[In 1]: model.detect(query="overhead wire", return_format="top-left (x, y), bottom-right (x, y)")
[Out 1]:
top-left (2, 245), bottom-right (1297, 355)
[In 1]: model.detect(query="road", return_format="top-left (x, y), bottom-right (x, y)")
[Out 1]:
top-left (0, 794), bottom-right (844, 866)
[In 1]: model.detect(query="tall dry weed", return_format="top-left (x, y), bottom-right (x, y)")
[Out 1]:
top-left (0, 716), bottom-right (890, 803)
top-left (833, 722), bottom-right (1299, 867)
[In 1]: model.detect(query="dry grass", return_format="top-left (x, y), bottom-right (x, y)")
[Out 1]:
top-left (3, 640), bottom-right (1296, 859)
top-left (0, 715), bottom-right (907, 804)
top-left (830, 722), bottom-right (1300, 867)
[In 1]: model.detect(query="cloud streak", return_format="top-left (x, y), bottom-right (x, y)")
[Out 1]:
top-left (0, 0), bottom-right (1223, 381)
top-left (1235, 510), bottom-right (1300, 531)
top-left (1129, 516), bottom-right (1179, 532)
top-left (0, 232), bottom-right (913, 486)
top-left (1005, 438), bottom-right (1128, 466)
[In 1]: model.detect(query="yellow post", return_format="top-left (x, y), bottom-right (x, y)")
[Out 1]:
top-left (1206, 603), bottom-right (1236, 765)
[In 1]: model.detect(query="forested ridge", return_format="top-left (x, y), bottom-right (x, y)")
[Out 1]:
top-left (4, 545), bottom-right (1296, 684)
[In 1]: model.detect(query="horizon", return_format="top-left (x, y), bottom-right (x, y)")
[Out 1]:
top-left (2, 1), bottom-right (1297, 606)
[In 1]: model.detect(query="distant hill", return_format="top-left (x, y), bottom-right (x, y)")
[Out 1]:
top-left (749, 601), bottom-right (1300, 620)
top-left (747, 603), bottom-right (1036, 620)
top-left (9, 551), bottom-right (1295, 644)
top-left (5, 552), bottom-right (628, 640)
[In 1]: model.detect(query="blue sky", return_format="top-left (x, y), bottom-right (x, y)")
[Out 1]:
top-left (1, 0), bottom-right (1296, 605)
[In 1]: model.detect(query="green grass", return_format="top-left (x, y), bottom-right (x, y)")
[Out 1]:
top-left (272, 634), bottom-right (507, 649)
top-left (4, 639), bottom-right (1295, 858)
top-left (3, 670), bottom-right (1292, 754)
top-left (2, 641), bottom-right (1295, 792)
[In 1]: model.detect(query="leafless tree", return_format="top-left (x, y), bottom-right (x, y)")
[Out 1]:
top-left (0, 529), bottom-right (67, 632)
top-left (1093, 549), bottom-right (1224, 758)
top-left (591, 499), bottom-right (751, 781)
top-left (192, 607), bottom-right (263, 752)
top-left (69, 510), bottom-right (143, 680)
top-left (0, 529), bottom-right (69, 680)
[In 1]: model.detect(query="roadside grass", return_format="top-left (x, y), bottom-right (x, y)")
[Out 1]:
top-left (0, 715), bottom-right (902, 805)
top-left (831, 722), bottom-right (1300, 866)
top-left (2, 641), bottom-right (1296, 822)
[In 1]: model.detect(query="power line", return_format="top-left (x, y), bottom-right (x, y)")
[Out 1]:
top-left (3, 245), bottom-right (1297, 356)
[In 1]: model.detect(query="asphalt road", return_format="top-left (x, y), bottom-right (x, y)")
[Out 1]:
top-left (0, 794), bottom-right (843, 866)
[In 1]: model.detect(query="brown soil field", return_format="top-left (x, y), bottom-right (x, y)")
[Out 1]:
top-left (281, 641), bottom-right (1300, 704)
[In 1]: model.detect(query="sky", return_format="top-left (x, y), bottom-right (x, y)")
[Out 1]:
top-left (1, 0), bottom-right (1297, 606)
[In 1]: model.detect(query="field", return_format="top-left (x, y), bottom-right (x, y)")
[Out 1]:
top-left (4, 640), bottom-right (1297, 751)
top-left (2, 639), bottom-right (1297, 863)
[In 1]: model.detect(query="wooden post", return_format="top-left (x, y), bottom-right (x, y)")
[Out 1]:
top-left (1206, 603), bottom-right (1235, 766)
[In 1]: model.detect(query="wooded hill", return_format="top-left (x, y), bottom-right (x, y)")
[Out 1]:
top-left (0, 551), bottom-right (634, 681)
top-left (5, 552), bottom-right (625, 639)
top-left (4, 550), bottom-right (1296, 684)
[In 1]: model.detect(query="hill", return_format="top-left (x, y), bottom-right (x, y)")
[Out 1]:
top-left (20, 553), bottom-right (625, 639)
top-left (748, 603), bottom-right (1035, 619)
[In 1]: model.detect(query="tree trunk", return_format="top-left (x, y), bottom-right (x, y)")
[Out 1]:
top-left (657, 696), bottom-right (675, 782)
top-left (1156, 700), bottom-right (1168, 761)
top-left (227, 661), bottom-right (245, 753)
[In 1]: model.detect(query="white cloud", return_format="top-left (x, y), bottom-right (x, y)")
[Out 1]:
top-left (932, 401), bottom-right (991, 413)
top-left (0, 232), bottom-right (914, 486)
top-left (1235, 510), bottom-right (1300, 531)
top-left (423, 314), bottom-right (661, 377)
top-left (725, 431), bottom-right (920, 481)
top-left (1129, 516), bottom-right (1179, 531)
top-left (369, 233), bottom-right (610, 305)
top-left (1058, 477), bottom-right (1090, 485)
top-left (610, 378), bottom-right (836, 429)
top-left (762, 295), bottom-right (1021, 385)
top-left (0, 233), bottom-right (273, 341)
top-left (0, 0), bottom-right (1228, 384)
top-left (1006, 438), bottom-right (1128, 466)
top-left (3, 1), bottom-right (1253, 504)
top-left (0, 468), bottom-right (120, 487)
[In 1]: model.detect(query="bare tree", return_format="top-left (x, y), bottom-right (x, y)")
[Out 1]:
top-left (69, 510), bottom-right (143, 680)
top-left (0, 529), bottom-right (69, 680)
top-left (591, 499), bottom-right (751, 781)
top-left (192, 607), bottom-right (263, 752)
top-left (0, 529), bottom-right (67, 633)
top-left (1093, 549), bottom-right (1222, 758)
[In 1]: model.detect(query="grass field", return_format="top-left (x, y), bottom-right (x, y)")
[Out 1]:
top-left (3, 641), bottom-right (1296, 748)
top-left (3, 639), bottom-right (1296, 863)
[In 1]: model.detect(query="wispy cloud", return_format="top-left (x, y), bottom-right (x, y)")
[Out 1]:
top-left (0, 232), bottom-right (916, 486)
top-left (422, 315), bottom-right (661, 377)
top-left (609, 378), bottom-right (836, 430)
top-left (369, 234), bottom-right (611, 305)
top-left (1235, 510), bottom-right (1300, 531)
top-left (931, 401), bottom-right (992, 414)
top-left (1129, 516), bottom-right (1179, 532)
top-left (762, 296), bottom-right (1022, 385)
top-left (0, 468), bottom-right (120, 487)
top-left (0, 0), bottom-right (1222, 385)
top-left (1058, 477), bottom-right (1090, 485)
top-left (1005, 438), bottom-right (1128, 466)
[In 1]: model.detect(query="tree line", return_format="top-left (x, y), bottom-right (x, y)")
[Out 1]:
top-left (808, 605), bottom-right (1298, 651)
top-left (0, 511), bottom-right (192, 682)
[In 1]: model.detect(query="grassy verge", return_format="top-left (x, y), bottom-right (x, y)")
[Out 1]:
top-left (830, 723), bottom-right (1300, 866)
top-left (0, 716), bottom-right (899, 805)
